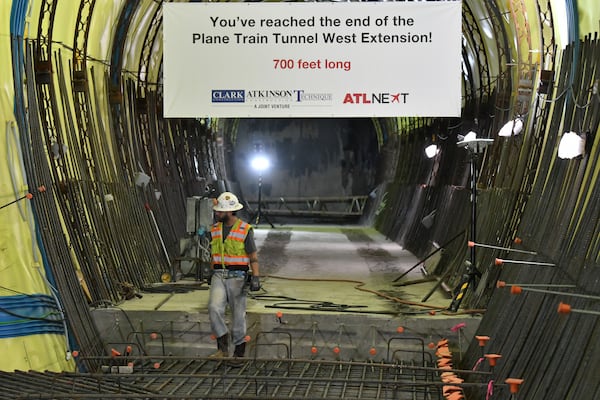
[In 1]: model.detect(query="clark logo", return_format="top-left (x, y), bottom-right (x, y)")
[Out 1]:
top-left (212, 90), bottom-right (245, 103)
top-left (342, 92), bottom-right (409, 104)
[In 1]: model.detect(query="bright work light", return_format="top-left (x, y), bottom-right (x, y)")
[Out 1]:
top-left (251, 155), bottom-right (271, 172)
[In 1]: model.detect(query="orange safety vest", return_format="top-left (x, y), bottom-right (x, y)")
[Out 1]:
top-left (211, 219), bottom-right (251, 267)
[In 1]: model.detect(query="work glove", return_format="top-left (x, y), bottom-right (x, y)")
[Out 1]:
top-left (250, 275), bottom-right (261, 292)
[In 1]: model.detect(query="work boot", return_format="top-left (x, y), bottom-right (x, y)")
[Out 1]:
top-left (208, 334), bottom-right (228, 359)
top-left (233, 342), bottom-right (246, 357)
top-left (228, 342), bottom-right (246, 367)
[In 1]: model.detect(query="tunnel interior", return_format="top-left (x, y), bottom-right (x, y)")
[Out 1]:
top-left (1, 1), bottom-right (600, 399)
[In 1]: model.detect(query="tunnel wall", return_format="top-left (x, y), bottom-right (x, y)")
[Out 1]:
top-left (369, 36), bottom-right (600, 399)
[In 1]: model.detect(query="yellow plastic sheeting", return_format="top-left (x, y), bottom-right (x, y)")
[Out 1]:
top-left (0, 1), bottom-right (73, 372)
top-left (0, 335), bottom-right (75, 372)
top-left (578, 0), bottom-right (600, 39)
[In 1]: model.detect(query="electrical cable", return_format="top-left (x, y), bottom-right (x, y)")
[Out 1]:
top-left (5, 120), bottom-right (28, 220)
top-left (0, 306), bottom-right (62, 322)
top-left (36, 267), bottom-right (71, 356)
top-left (263, 275), bottom-right (486, 316)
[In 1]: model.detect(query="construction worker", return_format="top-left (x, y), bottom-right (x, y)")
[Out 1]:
top-left (208, 191), bottom-right (261, 364)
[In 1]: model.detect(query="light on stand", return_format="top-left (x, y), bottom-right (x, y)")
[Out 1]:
top-left (425, 144), bottom-right (440, 159)
top-left (498, 118), bottom-right (523, 137)
top-left (462, 131), bottom-right (478, 142)
top-left (448, 132), bottom-right (494, 312)
top-left (250, 154), bottom-right (273, 227)
top-left (251, 155), bottom-right (271, 172)
top-left (557, 131), bottom-right (586, 159)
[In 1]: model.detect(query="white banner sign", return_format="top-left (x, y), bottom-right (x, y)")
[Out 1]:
top-left (163, 2), bottom-right (462, 118)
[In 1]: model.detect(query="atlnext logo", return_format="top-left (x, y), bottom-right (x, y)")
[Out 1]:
top-left (212, 90), bottom-right (245, 103)
top-left (342, 92), bottom-right (409, 104)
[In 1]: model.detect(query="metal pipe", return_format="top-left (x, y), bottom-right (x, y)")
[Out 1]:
top-left (495, 258), bottom-right (556, 267)
top-left (509, 285), bottom-right (600, 301)
top-left (496, 280), bottom-right (576, 288)
top-left (557, 302), bottom-right (600, 316)
top-left (468, 240), bottom-right (538, 255)
top-left (146, 203), bottom-right (172, 270)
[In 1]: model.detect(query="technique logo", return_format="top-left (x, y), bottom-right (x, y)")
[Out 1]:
top-left (212, 90), bottom-right (245, 103)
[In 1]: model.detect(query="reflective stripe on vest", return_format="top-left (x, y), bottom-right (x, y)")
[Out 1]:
top-left (211, 219), bottom-right (251, 266)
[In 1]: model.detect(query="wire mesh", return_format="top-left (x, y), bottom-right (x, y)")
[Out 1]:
top-left (0, 357), bottom-right (459, 400)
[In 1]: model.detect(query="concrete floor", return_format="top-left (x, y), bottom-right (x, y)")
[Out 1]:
top-left (92, 225), bottom-right (481, 361)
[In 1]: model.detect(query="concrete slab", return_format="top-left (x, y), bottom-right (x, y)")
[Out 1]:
top-left (92, 225), bottom-right (481, 361)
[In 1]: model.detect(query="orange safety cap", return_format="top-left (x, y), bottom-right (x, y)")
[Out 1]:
top-left (442, 385), bottom-right (463, 395)
top-left (484, 354), bottom-right (502, 367)
top-left (510, 285), bottom-right (523, 295)
top-left (557, 302), bottom-right (572, 314)
top-left (446, 392), bottom-right (465, 400)
top-left (505, 378), bottom-right (524, 394)
top-left (475, 336), bottom-right (490, 347)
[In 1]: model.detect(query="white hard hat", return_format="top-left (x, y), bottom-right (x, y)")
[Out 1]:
top-left (213, 192), bottom-right (243, 212)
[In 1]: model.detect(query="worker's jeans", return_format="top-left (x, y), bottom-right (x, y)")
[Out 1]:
top-left (208, 270), bottom-right (248, 346)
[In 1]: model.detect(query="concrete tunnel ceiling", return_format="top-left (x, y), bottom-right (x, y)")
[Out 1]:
top-left (3, 0), bottom-right (600, 398)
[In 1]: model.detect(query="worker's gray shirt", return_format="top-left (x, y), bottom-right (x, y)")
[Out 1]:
top-left (220, 221), bottom-right (257, 255)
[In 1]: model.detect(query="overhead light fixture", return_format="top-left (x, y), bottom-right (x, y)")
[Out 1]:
top-left (498, 118), bottom-right (523, 137)
top-left (558, 131), bottom-right (586, 159)
top-left (425, 144), bottom-right (440, 158)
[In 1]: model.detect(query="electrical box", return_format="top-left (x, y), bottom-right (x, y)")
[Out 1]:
top-left (186, 197), bottom-right (214, 234)
top-left (179, 197), bottom-right (214, 281)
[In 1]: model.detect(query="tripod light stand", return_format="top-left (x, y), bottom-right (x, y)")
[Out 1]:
top-left (448, 136), bottom-right (494, 312)
top-left (250, 154), bottom-right (274, 228)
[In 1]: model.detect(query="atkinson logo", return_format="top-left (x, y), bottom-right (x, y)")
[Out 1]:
top-left (246, 90), bottom-right (300, 102)
top-left (342, 92), bottom-right (409, 104)
top-left (212, 90), bottom-right (245, 103)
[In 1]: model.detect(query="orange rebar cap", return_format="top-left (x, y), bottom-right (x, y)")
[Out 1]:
top-left (495, 258), bottom-right (504, 266)
top-left (510, 285), bottom-right (523, 295)
top-left (558, 302), bottom-right (572, 314)
top-left (505, 378), bottom-right (524, 394)
top-left (484, 353), bottom-right (502, 367)
top-left (475, 335), bottom-right (490, 347)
